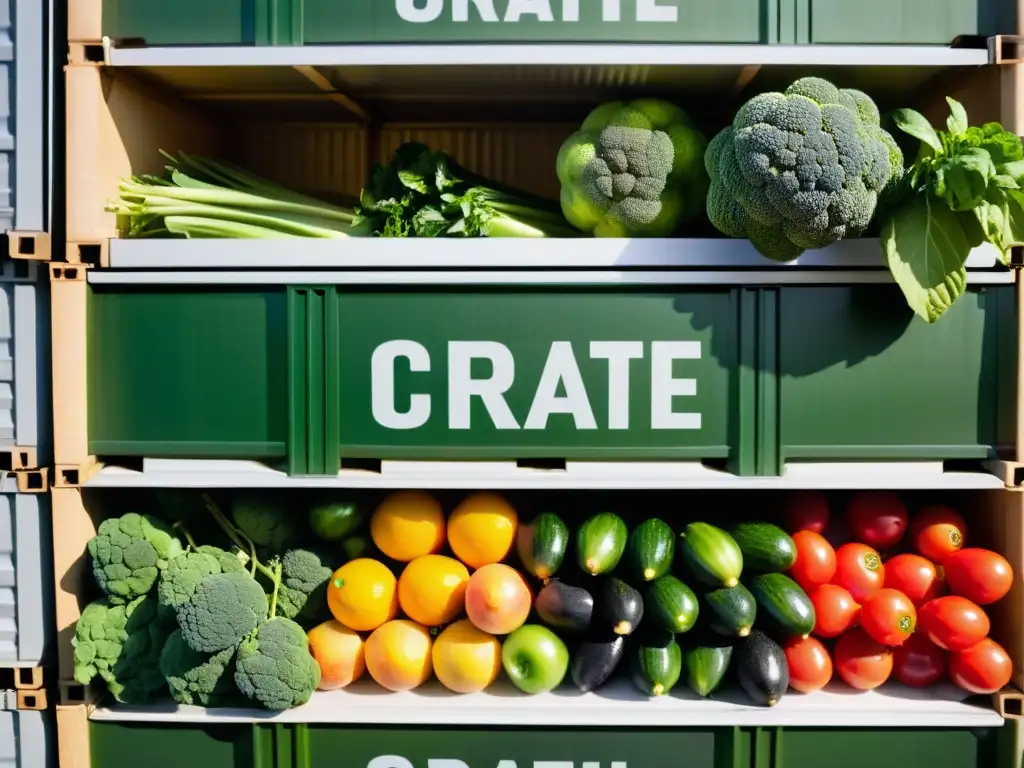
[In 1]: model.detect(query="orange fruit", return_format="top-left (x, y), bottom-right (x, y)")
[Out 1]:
top-left (307, 620), bottom-right (365, 691)
top-left (364, 619), bottom-right (433, 692)
top-left (327, 558), bottom-right (398, 632)
top-left (398, 555), bottom-right (470, 627)
top-left (370, 490), bottom-right (446, 562)
top-left (447, 492), bottom-right (519, 569)
top-left (431, 619), bottom-right (501, 693)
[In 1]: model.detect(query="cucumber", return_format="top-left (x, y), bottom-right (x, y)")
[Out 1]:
top-left (702, 583), bottom-right (757, 638)
top-left (734, 629), bottom-right (789, 707)
top-left (730, 522), bottom-right (796, 573)
top-left (645, 575), bottom-right (699, 634)
top-left (680, 522), bottom-right (744, 588)
top-left (682, 637), bottom-right (734, 697)
top-left (626, 518), bottom-right (675, 582)
top-left (576, 512), bottom-right (628, 576)
top-left (595, 576), bottom-right (644, 636)
top-left (535, 579), bottom-right (594, 633)
top-left (570, 629), bottom-right (626, 693)
top-left (630, 628), bottom-right (682, 696)
top-left (517, 512), bottom-right (569, 581)
top-left (747, 572), bottom-right (815, 639)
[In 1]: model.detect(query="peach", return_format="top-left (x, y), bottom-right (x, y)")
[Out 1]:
top-left (307, 620), bottom-right (366, 691)
top-left (465, 563), bottom-right (532, 635)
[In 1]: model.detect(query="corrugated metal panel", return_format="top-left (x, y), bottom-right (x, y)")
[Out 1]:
top-left (0, 709), bottom-right (55, 768)
top-left (6, 0), bottom-right (46, 233)
top-left (0, 283), bottom-right (48, 458)
top-left (0, 495), bottom-right (52, 664)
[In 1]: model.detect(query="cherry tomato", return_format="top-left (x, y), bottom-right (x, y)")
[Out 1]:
top-left (834, 543), bottom-right (885, 603)
top-left (847, 492), bottom-right (909, 550)
top-left (943, 548), bottom-right (1013, 606)
top-left (811, 584), bottom-right (860, 638)
top-left (789, 531), bottom-right (837, 593)
top-left (859, 588), bottom-right (916, 646)
top-left (918, 596), bottom-right (990, 652)
top-left (784, 636), bottom-right (833, 693)
top-left (949, 638), bottom-right (1013, 694)
top-left (784, 491), bottom-right (831, 535)
top-left (910, 505), bottom-right (967, 564)
top-left (884, 554), bottom-right (946, 606)
top-left (834, 627), bottom-right (894, 690)
top-left (893, 633), bottom-right (947, 687)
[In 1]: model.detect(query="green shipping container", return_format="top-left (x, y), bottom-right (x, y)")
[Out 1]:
top-left (99, 0), bottom-right (1009, 46)
top-left (85, 281), bottom-right (1016, 477)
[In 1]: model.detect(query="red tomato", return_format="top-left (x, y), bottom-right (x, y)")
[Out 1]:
top-left (943, 548), bottom-right (1014, 606)
top-left (784, 636), bottom-right (833, 693)
top-left (811, 584), bottom-right (860, 638)
top-left (834, 627), bottom-right (894, 690)
top-left (847, 492), bottom-right (909, 550)
top-left (860, 589), bottom-right (916, 646)
top-left (784, 491), bottom-right (831, 535)
top-left (833, 543), bottom-right (885, 603)
top-left (789, 531), bottom-right (837, 593)
top-left (884, 554), bottom-right (946, 606)
top-left (918, 596), bottom-right (990, 652)
top-left (949, 638), bottom-right (1013, 694)
top-left (910, 505), bottom-right (967, 564)
top-left (893, 633), bottom-right (947, 687)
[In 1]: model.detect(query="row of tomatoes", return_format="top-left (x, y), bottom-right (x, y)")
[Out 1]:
top-left (779, 492), bottom-right (1014, 695)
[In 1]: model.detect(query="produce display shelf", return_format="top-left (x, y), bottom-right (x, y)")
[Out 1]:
top-left (87, 680), bottom-right (1003, 728)
top-left (84, 459), bottom-right (1008, 490)
top-left (104, 239), bottom-right (1008, 273)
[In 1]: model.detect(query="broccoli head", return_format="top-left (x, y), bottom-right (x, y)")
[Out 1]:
top-left (157, 545), bottom-right (245, 611)
top-left (705, 77), bottom-right (904, 261)
top-left (557, 99), bottom-right (709, 237)
top-left (234, 617), bottom-right (321, 710)
top-left (272, 549), bottom-right (334, 624)
top-left (231, 494), bottom-right (297, 551)
top-left (88, 513), bottom-right (184, 604)
top-left (177, 570), bottom-right (269, 653)
top-left (159, 628), bottom-right (242, 707)
top-left (72, 595), bottom-right (175, 704)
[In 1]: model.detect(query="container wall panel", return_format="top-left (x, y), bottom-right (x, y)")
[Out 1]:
top-left (0, 709), bottom-right (55, 768)
top-left (0, 494), bottom-right (52, 664)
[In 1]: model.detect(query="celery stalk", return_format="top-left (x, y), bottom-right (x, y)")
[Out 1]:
top-left (163, 216), bottom-right (301, 239)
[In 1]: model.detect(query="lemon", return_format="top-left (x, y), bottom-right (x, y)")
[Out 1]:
top-left (370, 490), bottom-right (446, 562)
top-left (365, 619), bottom-right (433, 692)
top-left (432, 619), bottom-right (502, 694)
top-left (327, 558), bottom-right (398, 632)
top-left (447, 492), bottom-right (519, 569)
top-left (398, 555), bottom-right (470, 627)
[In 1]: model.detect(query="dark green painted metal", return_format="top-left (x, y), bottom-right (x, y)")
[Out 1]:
top-left (254, 723), bottom-right (311, 768)
top-left (287, 288), bottom-right (341, 476)
top-left (803, 0), bottom-right (1011, 43)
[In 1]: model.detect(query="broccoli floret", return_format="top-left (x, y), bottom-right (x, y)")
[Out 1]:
top-left (177, 570), bottom-right (269, 653)
top-left (231, 494), bottom-right (297, 551)
top-left (272, 549), bottom-right (334, 624)
top-left (158, 546), bottom-right (246, 611)
top-left (234, 617), bottom-right (321, 710)
top-left (88, 513), bottom-right (184, 604)
top-left (557, 99), bottom-right (708, 237)
top-left (71, 595), bottom-right (174, 704)
top-left (705, 77), bottom-right (904, 261)
top-left (159, 629), bottom-right (241, 707)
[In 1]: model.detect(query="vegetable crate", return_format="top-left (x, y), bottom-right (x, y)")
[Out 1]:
top-left (75, 0), bottom-right (1015, 47)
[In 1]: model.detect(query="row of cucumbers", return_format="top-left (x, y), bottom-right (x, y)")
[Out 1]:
top-left (520, 513), bottom-right (814, 705)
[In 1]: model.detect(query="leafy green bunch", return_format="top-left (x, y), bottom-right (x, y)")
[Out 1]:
top-left (882, 97), bottom-right (1024, 322)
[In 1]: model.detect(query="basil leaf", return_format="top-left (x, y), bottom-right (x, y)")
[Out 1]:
top-left (892, 108), bottom-right (943, 153)
top-left (932, 148), bottom-right (995, 212)
top-left (998, 159), bottom-right (1024, 182)
top-left (946, 97), bottom-right (969, 137)
top-left (883, 195), bottom-right (973, 323)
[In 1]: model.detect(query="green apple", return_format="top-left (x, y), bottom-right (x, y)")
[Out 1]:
top-left (309, 501), bottom-right (364, 541)
top-left (502, 624), bottom-right (569, 694)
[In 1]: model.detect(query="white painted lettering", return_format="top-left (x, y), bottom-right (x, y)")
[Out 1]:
top-left (368, 758), bottom-right (415, 768)
top-left (453, 0), bottom-right (500, 21)
top-left (448, 341), bottom-right (521, 430)
top-left (525, 341), bottom-right (597, 430)
top-left (371, 340), bottom-right (431, 430)
top-left (590, 341), bottom-right (644, 430)
top-left (561, 0), bottom-right (580, 21)
top-left (395, 0), bottom-right (444, 22)
top-left (636, 0), bottom-right (678, 22)
top-left (536, 763), bottom-right (574, 768)
top-left (602, 0), bottom-right (621, 21)
top-left (495, 762), bottom-right (518, 768)
top-left (650, 341), bottom-right (701, 430)
top-left (505, 0), bottom-right (554, 21)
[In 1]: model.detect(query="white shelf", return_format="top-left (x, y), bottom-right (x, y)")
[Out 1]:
top-left (84, 459), bottom-right (1006, 491)
top-left (89, 679), bottom-right (1002, 728)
